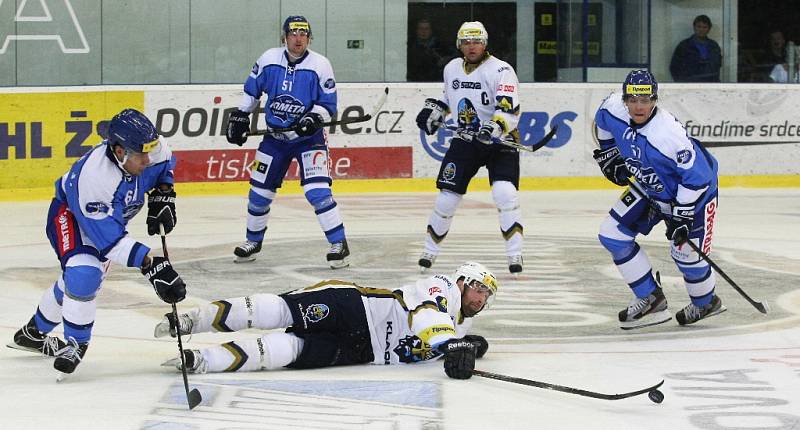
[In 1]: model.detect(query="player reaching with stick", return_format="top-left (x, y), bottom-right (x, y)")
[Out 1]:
top-left (8, 109), bottom-right (186, 375)
top-left (155, 262), bottom-right (496, 380)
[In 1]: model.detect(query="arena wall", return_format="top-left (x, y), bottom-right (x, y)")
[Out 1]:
top-left (1, 83), bottom-right (798, 200)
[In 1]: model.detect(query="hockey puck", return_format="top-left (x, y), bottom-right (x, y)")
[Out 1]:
top-left (648, 389), bottom-right (664, 404)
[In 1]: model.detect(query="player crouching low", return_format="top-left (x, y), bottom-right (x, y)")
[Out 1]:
top-left (7, 109), bottom-right (186, 376)
top-left (155, 262), bottom-right (496, 379)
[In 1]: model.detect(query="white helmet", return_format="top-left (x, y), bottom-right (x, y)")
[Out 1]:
top-left (456, 21), bottom-right (488, 49)
top-left (455, 261), bottom-right (498, 309)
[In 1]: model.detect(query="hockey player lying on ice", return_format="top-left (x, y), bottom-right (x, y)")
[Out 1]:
top-left (156, 262), bottom-right (496, 379)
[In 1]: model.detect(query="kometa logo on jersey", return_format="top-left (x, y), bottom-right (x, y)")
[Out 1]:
top-left (626, 161), bottom-right (664, 192)
top-left (269, 94), bottom-right (306, 121)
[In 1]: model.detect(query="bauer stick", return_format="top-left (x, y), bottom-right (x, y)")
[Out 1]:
top-left (590, 124), bottom-right (768, 314)
top-left (436, 123), bottom-right (558, 153)
top-left (248, 86), bottom-right (389, 136)
top-left (473, 370), bottom-right (665, 403)
top-left (159, 225), bottom-right (203, 410)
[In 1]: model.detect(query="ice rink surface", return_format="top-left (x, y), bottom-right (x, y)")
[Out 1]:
top-left (1, 188), bottom-right (799, 430)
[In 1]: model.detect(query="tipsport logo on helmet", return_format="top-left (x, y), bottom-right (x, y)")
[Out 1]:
top-left (269, 94), bottom-right (306, 122)
top-left (626, 85), bottom-right (653, 95)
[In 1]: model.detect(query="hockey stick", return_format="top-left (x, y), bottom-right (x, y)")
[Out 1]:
top-left (437, 123), bottom-right (558, 153)
top-left (248, 86), bottom-right (389, 136)
top-left (473, 370), bottom-right (665, 402)
top-left (625, 183), bottom-right (769, 314)
top-left (159, 226), bottom-right (203, 410)
top-left (590, 125), bottom-right (768, 314)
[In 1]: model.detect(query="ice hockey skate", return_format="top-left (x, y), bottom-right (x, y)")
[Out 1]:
top-left (6, 317), bottom-right (66, 357)
top-left (676, 295), bottom-right (727, 325)
top-left (162, 349), bottom-right (208, 374)
top-left (418, 252), bottom-right (437, 273)
top-left (618, 286), bottom-right (671, 330)
top-left (54, 337), bottom-right (88, 378)
top-left (508, 255), bottom-right (523, 275)
top-left (234, 240), bottom-right (262, 263)
top-left (327, 239), bottom-right (350, 269)
top-left (153, 311), bottom-right (196, 338)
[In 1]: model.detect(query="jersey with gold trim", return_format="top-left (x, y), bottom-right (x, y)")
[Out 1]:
top-left (362, 274), bottom-right (472, 365)
top-left (439, 55), bottom-right (520, 136)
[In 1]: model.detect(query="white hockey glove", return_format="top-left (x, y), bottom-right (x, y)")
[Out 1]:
top-left (416, 98), bottom-right (448, 135)
top-left (476, 120), bottom-right (503, 145)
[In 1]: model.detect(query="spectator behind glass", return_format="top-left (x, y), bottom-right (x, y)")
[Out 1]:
top-left (669, 15), bottom-right (722, 82)
top-left (753, 30), bottom-right (787, 82)
top-left (407, 18), bottom-right (456, 82)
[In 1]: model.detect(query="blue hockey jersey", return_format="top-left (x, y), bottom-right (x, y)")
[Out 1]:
top-left (53, 141), bottom-right (175, 268)
top-left (594, 93), bottom-right (718, 208)
top-left (238, 48), bottom-right (337, 141)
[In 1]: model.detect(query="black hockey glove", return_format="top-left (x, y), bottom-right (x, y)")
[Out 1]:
top-left (296, 112), bottom-right (324, 137)
top-left (416, 98), bottom-right (448, 135)
top-left (593, 146), bottom-right (631, 186)
top-left (146, 187), bottom-right (176, 236)
top-left (463, 334), bottom-right (488, 359)
top-left (476, 120), bottom-right (502, 145)
top-left (142, 257), bottom-right (186, 304)
top-left (437, 338), bottom-right (476, 379)
top-left (226, 110), bottom-right (250, 146)
top-left (666, 204), bottom-right (694, 246)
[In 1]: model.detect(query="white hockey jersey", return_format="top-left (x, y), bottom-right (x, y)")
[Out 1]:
top-left (362, 274), bottom-right (472, 365)
top-left (439, 55), bottom-right (520, 135)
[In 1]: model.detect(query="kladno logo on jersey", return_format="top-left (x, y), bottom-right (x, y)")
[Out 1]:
top-left (394, 335), bottom-right (440, 363)
top-left (457, 98), bottom-right (479, 128)
top-left (303, 303), bottom-right (330, 323)
top-left (269, 94), bottom-right (306, 121)
top-left (441, 162), bottom-right (457, 185)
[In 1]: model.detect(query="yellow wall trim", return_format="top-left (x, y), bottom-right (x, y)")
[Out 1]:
top-left (2, 175), bottom-right (797, 202)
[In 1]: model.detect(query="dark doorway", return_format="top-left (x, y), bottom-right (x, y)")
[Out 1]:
top-left (407, 2), bottom-right (517, 82)
top-left (737, 0), bottom-right (800, 82)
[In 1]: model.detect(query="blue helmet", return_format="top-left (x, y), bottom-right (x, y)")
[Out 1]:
top-left (622, 69), bottom-right (658, 100)
top-left (283, 15), bottom-right (311, 37)
top-left (107, 108), bottom-right (159, 154)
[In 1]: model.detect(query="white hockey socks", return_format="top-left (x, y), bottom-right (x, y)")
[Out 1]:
top-left (424, 190), bottom-right (462, 254)
top-left (200, 332), bottom-right (304, 372)
top-left (189, 294), bottom-right (293, 334)
top-left (492, 181), bottom-right (523, 256)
